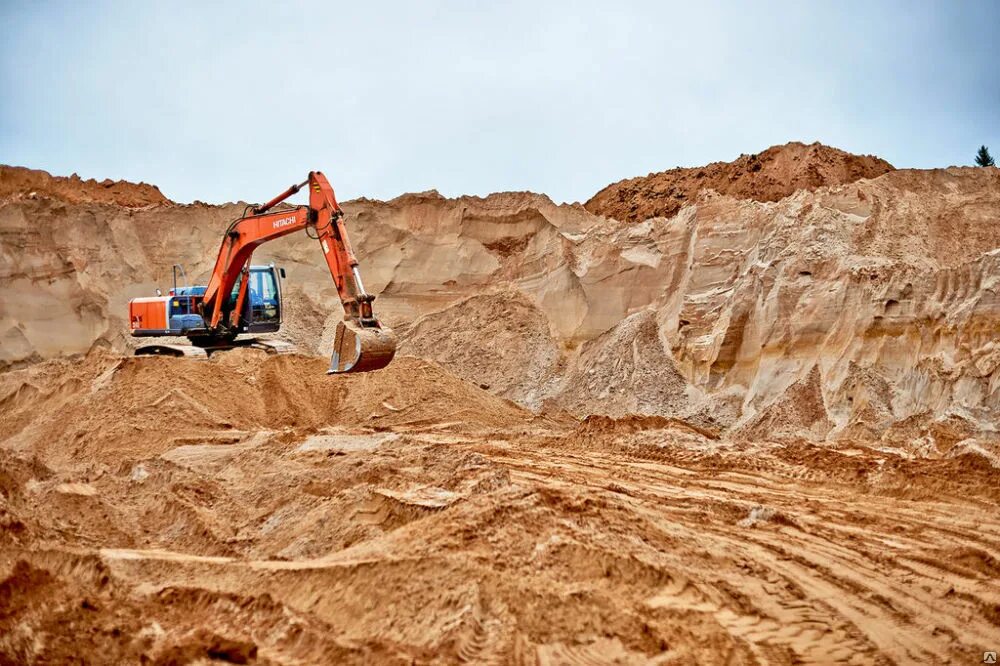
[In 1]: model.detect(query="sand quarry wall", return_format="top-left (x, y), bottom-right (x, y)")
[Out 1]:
top-left (2, 155), bottom-right (999, 444)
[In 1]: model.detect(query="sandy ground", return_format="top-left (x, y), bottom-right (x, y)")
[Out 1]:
top-left (2, 352), bottom-right (999, 664)
top-left (2, 154), bottom-right (999, 664)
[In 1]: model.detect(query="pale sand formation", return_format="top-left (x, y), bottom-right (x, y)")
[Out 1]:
top-left (1, 146), bottom-right (999, 663)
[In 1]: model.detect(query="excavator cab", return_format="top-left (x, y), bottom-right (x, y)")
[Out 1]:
top-left (226, 265), bottom-right (282, 333)
top-left (130, 263), bottom-right (284, 339)
top-left (247, 266), bottom-right (281, 330)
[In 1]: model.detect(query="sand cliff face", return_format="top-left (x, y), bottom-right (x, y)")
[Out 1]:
top-left (2, 154), bottom-right (998, 447)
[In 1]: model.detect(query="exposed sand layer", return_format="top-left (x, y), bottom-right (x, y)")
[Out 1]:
top-left (584, 141), bottom-right (894, 222)
top-left (2, 353), bottom-right (999, 664)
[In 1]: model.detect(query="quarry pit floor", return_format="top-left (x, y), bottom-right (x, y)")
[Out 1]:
top-left (2, 354), bottom-right (998, 664)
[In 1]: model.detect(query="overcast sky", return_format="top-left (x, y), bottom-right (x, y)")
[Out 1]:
top-left (2, 1), bottom-right (998, 205)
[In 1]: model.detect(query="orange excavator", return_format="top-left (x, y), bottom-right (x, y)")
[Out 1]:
top-left (127, 171), bottom-right (396, 373)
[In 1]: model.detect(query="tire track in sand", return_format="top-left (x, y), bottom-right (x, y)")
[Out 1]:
top-left (486, 443), bottom-right (999, 663)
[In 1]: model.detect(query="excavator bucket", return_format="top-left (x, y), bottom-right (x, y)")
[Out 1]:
top-left (328, 320), bottom-right (397, 374)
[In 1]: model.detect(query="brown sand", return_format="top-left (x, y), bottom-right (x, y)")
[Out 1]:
top-left (0, 165), bottom-right (168, 208)
top-left (585, 141), bottom-right (894, 222)
top-left (2, 352), bottom-right (999, 663)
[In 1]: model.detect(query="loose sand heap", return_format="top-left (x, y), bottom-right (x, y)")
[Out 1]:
top-left (2, 144), bottom-right (1000, 663)
top-left (585, 141), bottom-right (895, 222)
top-left (0, 165), bottom-right (168, 208)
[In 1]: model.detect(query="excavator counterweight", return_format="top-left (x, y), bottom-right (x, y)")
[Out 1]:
top-left (127, 171), bottom-right (396, 373)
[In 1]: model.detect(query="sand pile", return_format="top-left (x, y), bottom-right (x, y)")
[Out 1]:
top-left (0, 350), bottom-right (529, 466)
top-left (0, 165), bottom-right (169, 208)
top-left (734, 366), bottom-right (833, 441)
top-left (585, 141), bottom-right (894, 222)
top-left (555, 310), bottom-right (692, 417)
top-left (398, 290), bottom-right (563, 410)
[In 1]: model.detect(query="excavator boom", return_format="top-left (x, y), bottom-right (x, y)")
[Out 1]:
top-left (128, 171), bottom-right (396, 374)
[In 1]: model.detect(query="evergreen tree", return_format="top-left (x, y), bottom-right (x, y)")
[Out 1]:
top-left (975, 145), bottom-right (995, 167)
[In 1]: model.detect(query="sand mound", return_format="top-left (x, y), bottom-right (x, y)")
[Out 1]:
top-left (734, 365), bottom-right (833, 441)
top-left (575, 413), bottom-right (718, 440)
top-left (585, 141), bottom-right (894, 222)
top-left (834, 364), bottom-right (896, 441)
top-left (877, 410), bottom-right (1000, 461)
top-left (0, 165), bottom-right (168, 208)
top-left (556, 310), bottom-right (691, 417)
top-left (397, 290), bottom-right (563, 410)
top-left (0, 350), bottom-right (529, 465)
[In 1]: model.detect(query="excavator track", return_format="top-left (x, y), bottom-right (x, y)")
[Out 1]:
top-left (135, 338), bottom-right (298, 359)
top-left (134, 344), bottom-right (209, 359)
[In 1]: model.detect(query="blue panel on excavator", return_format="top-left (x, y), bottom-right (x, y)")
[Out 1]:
top-left (169, 314), bottom-right (206, 331)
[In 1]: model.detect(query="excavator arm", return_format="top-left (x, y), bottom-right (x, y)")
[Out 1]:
top-left (198, 171), bottom-right (395, 373)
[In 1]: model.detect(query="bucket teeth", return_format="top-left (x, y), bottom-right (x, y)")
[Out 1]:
top-left (328, 320), bottom-right (397, 374)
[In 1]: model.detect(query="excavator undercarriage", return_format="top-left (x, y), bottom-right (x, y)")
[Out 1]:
top-left (133, 336), bottom-right (296, 360)
top-left (128, 171), bottom-right (396, 374)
